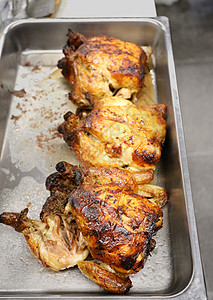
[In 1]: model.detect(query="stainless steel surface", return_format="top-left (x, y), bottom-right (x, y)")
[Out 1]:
top-left (26, 0), bottom-right (55, 17)
top-left (0, 18), bottom-right (206, 299)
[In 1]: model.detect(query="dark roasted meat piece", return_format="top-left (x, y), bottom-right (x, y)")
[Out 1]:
top-left (0, 161), bottom-right (166, 293)
top-left (68, 184), bottom-right (163, 275)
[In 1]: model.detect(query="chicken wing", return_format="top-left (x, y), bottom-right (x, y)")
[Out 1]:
top-left (58, 97), bottom-right (167, 176)
top-left (0, 168), bottom-right (89, 271)
top-left (0, 207), bottom-right (89, 271)
top-left (57, 29), bottom-right (149, 107)
top-left (69, 184), bottom-right (163, 275)
top-left (54, 160), bottom-right (154, 192)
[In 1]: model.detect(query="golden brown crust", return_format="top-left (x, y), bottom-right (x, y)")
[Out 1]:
top-left (55, 161), bottom-right (138, 192)
top-left (58, 97), bottom-right (167, 175)
top-left (58, 30), bottom-right (147, 107)
top-left (69, 184), bottom-right (163, 274)
top-left (78, 261), bottom-right (132, 294)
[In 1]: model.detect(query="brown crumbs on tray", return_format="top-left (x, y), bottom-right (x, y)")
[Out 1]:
top-left (11, 88), bottom-right (26, 98)
top-left (11, 114), bottom-right (21, 122)
top-left (32, 65), bottom-right (41, 71)
top-left (36, 128), bottom-right (61, 150)
top-left (16, 103), bottom-right (27, 114)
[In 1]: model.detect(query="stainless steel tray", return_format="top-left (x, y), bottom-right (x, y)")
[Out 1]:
top-left (0, 17), bottom-right (206, 299)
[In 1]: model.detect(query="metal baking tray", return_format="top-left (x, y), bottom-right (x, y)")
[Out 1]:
top-left (0, 18), bottom-right (206, 299)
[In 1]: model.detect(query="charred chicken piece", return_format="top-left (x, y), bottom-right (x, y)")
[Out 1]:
top-left (68, 184), bottom-right (163, 275)
top-left (40, 169), bottom-right (77, 220)
top-left (57, 29), bottom-right (149, 107)
top-left (58, 97), bottom-right (167, 176)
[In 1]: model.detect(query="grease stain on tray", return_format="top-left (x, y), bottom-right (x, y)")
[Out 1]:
top-left (7, 65), bottom-right (79, 176)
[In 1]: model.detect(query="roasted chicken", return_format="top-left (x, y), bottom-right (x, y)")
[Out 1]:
top-left (55, 161), bottom-right (167, 207)
top-left (57, 29), bottom-right (150, 107)
top-left (0, 26), bottom-right (169, 294)
top-left (58, 96), bottom-right (167, 177)
top-left (0, 161), bottom-right (166, 293)
top-left (0, 207), bottom-right (88, 271)
top-left (0, 167), bottom-right (89, 271)
top-left (69, 184), bottom-right (163, 275)
top-left (77, 261), bottom-right (132, 294)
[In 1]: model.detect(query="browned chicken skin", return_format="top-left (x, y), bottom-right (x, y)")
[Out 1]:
top-left (55, 160), bottom-right (153, 191)
top-left (0, 162), bottom-right (166, 293)
top-left (55, 161), bottom-right (167, 208)
top-left (58, 97), bottom-right (167, 176)
top-left (69, 184), bottom-right (163, 275)
top-left (58, 29), bottom-right (148, 107)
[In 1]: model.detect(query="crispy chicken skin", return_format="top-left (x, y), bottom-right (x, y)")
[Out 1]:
top-left (54, 161), bottom-right (167, 208)
top-left (57, 29), bottom-right (148, 107)
top-left (58, 97), bottom-right (167, 175)
top-left (0, 161), bottom-right (166, 270)
top-left (55, 160), bottom-right (153, 192)
top-left (69, 184), bottom-right (163, 275)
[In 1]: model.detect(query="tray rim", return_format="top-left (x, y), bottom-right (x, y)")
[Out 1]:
top-left (0, 16), bottom-right (207, 299)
